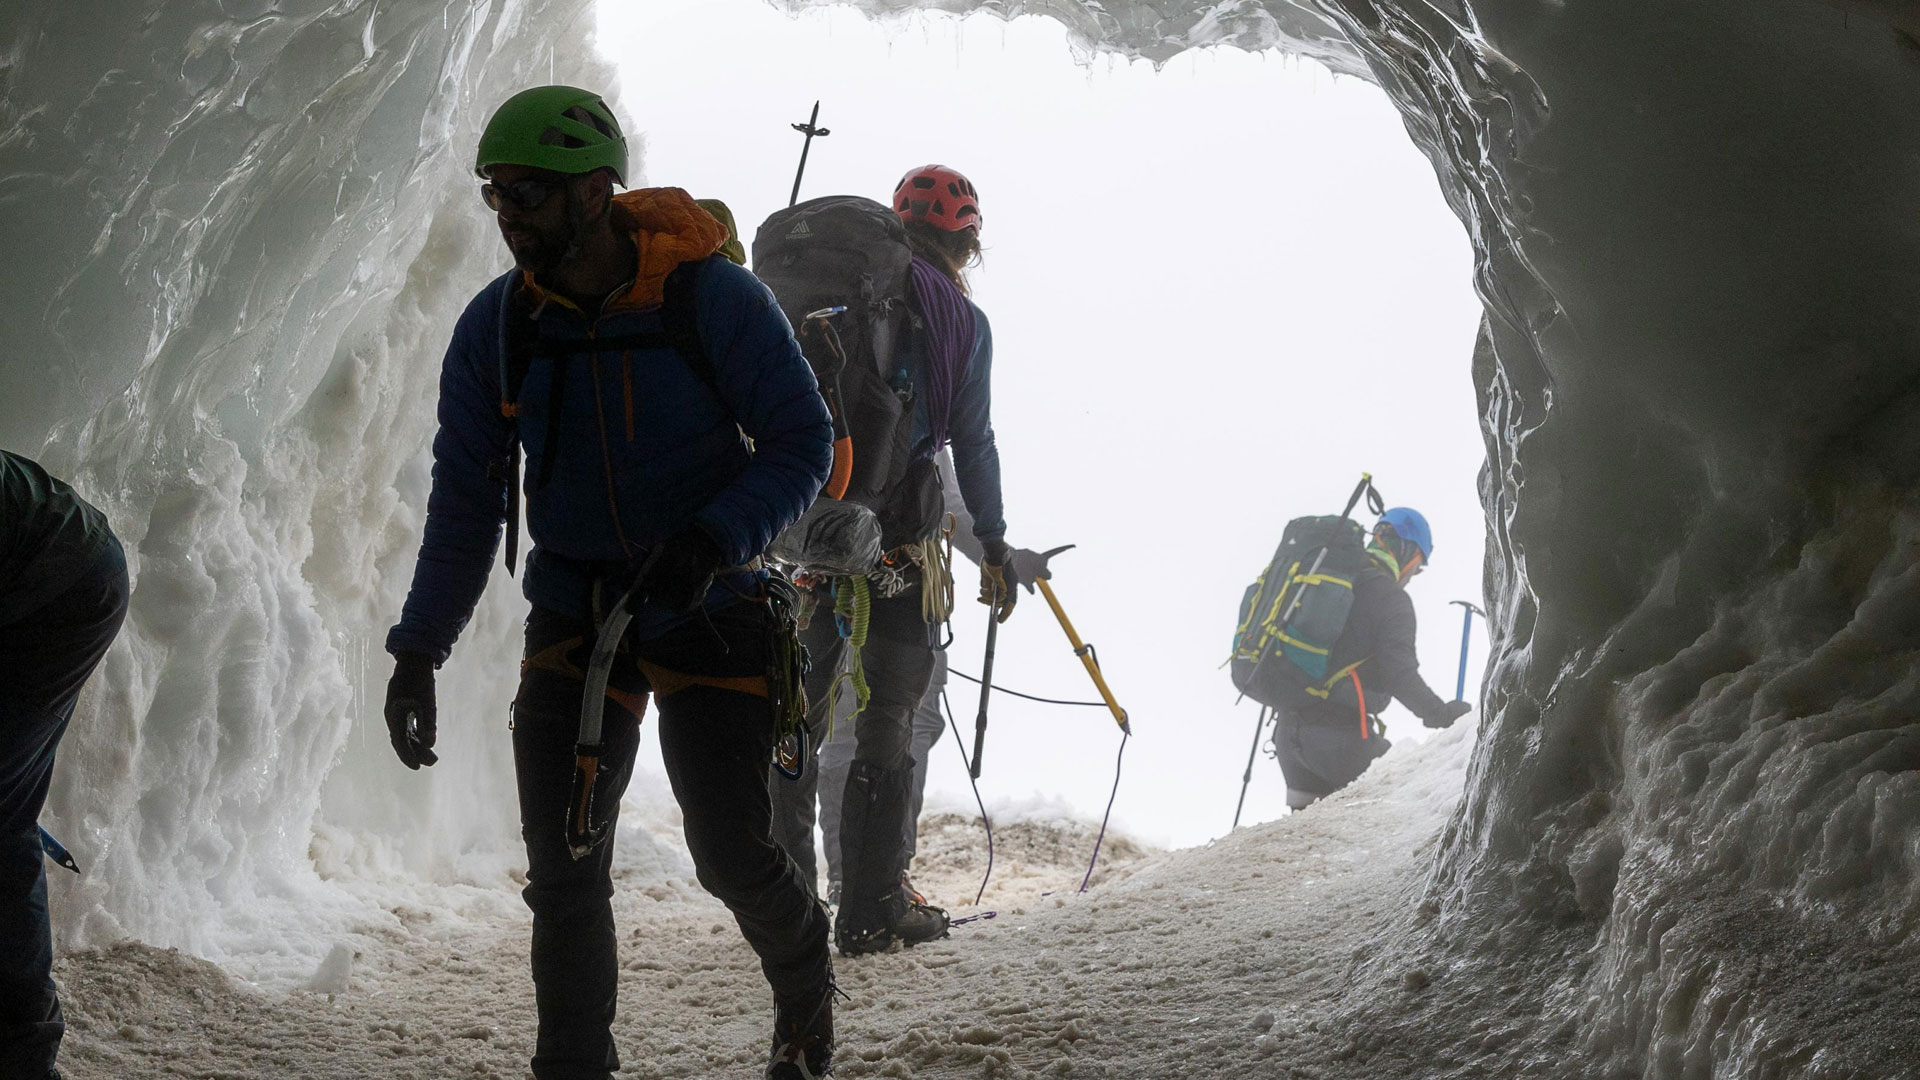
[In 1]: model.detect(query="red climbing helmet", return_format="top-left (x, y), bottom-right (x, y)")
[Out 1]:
top-left (892, 164), bottom-right (982, 234)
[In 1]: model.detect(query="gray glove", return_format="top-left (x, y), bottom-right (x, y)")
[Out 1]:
top-left (1424, 700), bottom-right (1472, 730)
top-left (1009, 544), bottom-right (1074, 594)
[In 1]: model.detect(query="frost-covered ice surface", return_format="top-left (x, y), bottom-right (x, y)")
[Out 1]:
top-left (1, 0), bottom-right (613, 978)
top-left (7, 0), bottom-right (1920, 1076)
top-left (51, 732), bottom-right (1467, 1079)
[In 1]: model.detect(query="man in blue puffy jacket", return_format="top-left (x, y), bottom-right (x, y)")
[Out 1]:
top-left (381, 87), bottom-right (836, 1080)
top-left (1, 450), bottom-right (129, 1080)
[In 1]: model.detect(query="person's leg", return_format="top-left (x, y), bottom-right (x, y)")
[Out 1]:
top-left (0, 543), bottom-right (128, 1078)
top-left (1275, 702), bottom-right (1385, 809)
top-left (834, 585), bottom-right (939, 949)
top-left (512, 609), bottom-right (641, 1080)
top-left (902, 649), bottom-right (949, 867)
top-left (646, 599), bottom-right (833, 1076)
top-left (768, 589), bottom-right (844, 892)
top-left (657, 684), bottom-right (829, 1002)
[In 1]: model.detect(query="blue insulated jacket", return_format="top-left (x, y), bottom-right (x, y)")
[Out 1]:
top-left (386, 249), bottom-right (833, 665)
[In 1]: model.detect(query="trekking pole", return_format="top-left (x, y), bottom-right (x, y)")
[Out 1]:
top-left (1231, 707), bottom-right (1270, 831)
top-left (1034, 578), bottom-right (1130, 734)
top-left (787, 100), bottom-right (830, 207)
top-left (969, 603), bottom-right (1000, 779)
top-left (1449, 600), bottom-right (1486, 701)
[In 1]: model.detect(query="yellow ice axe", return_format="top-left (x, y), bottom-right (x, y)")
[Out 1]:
top-left (1035, 578), bottom-right (1131, 735)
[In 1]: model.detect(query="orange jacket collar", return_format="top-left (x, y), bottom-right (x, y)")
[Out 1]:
top-left (519, 186), bottom-right (728, 312)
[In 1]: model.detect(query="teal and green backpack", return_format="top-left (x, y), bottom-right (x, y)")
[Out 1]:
top-left (1230, 515), bottom-right (1372, 707)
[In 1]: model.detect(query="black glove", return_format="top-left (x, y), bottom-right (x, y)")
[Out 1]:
top-left (1009, 544), bottom-right (1074, 594)
top-left (979, 537), bottom-right (1017, 622)
top-left (639, 523), bottom-right (725, 613)
top-left (384, 651), bottom-right (439, 769)
top-left (1425, 700), bottom-right (1473, 730)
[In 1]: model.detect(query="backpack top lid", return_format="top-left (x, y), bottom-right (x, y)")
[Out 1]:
top-left (751, 196), bottom-right (913, 325)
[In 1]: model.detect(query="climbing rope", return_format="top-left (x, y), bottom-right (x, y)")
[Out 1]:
top-left (941, 687), bottom-right (996, 906)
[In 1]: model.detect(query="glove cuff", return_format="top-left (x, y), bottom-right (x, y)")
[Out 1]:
top-left (980, 537), bottom-right (1011, 566)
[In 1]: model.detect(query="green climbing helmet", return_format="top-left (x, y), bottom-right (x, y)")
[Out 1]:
top-left (475, 85), bottom-right (627, 183)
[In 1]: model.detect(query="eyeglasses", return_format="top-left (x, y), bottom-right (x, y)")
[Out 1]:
top-left (481, 178), bottom-right (564, 212)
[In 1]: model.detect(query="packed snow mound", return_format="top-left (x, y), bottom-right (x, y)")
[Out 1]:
top-left (52, 729), bottom-right (1480, 1079)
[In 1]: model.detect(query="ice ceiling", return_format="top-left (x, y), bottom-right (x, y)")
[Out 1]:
top-left (3, 0), bottom-right (1918, 1072)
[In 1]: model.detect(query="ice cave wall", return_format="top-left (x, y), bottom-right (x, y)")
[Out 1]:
top-left (816, 0), bottom-right (1920, 1071)
top-left (0, 0), bottom-right (614, 967)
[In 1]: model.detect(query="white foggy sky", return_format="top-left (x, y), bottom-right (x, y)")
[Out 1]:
top-left (595, 0), bottom-right (1487, 847)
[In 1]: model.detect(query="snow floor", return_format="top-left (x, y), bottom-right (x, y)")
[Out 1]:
top-left (51, 726), bottom-right (1473, 1079)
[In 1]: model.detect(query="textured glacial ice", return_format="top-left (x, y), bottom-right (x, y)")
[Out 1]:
top-left (1, 0), bottom-right (621, 981)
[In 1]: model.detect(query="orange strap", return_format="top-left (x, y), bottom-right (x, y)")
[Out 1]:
top-left (826, 436), bottom-right (854, 500)
top-left (1352, 670), bottom-right (1369, 740)
top-left (637, 659), bottom-right (769, 700)
top-left (522, 639), bottom-right (770, 716)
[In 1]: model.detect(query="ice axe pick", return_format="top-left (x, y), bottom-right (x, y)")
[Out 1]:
top-left (1449, 600), bottom-right (1487, 702)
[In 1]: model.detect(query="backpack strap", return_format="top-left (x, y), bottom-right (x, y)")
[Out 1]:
top-left (495, 273), bottom-right (537, 576)
top-left (489, 258), bottom-right (721, 577)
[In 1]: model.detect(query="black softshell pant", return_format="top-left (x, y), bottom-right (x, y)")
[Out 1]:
top-left (768, 581), bottom-right (936, 931)
top-left (1273, 695), bottom-right (1390, 808)
top-left (514, 601), bottom-right (829, 1080)
top-left (0, 539), bottom-right (127, 1078)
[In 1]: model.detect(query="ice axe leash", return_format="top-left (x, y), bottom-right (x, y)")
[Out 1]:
top-left (788, 100), bottom-right (830, 207)
top-left (1029, 574), bottom-right (1134, 893)
top-left (1035, 578), bottom-right (1130, 735)
top-left (1450, 600), bottom-right (1487, 702)
top-left (568, 582), bottom-right (640, 860)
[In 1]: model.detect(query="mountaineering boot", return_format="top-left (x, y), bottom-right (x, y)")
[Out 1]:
top-left (834, 762), bottom-right (950, 955)
top-left (899, 871), bottom-right (927, 907)
top-left (767, 969), bottom-right (840, 1079)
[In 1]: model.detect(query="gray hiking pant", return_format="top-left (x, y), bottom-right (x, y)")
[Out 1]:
top-left (768, 581), bottom-right (937, 897)
top-left (816, 649), bottom-right (948, 892)
top-left (1273, 698), bottom-right (1390, 809)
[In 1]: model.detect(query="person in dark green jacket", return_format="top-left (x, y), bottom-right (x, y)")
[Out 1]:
top-left (1, 449), bottom-right (129, 1080)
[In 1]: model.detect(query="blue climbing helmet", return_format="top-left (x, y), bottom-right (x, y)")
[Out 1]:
top-left (1375, 507), bottom-right (1433, 561)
